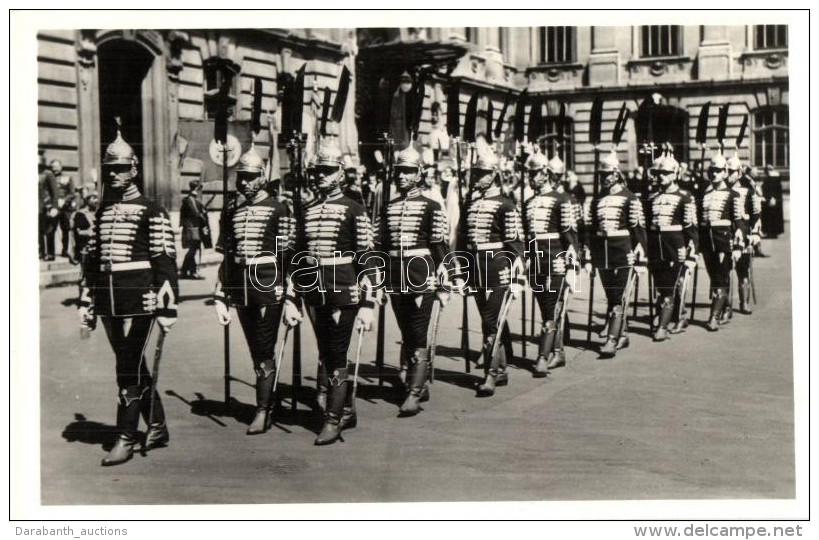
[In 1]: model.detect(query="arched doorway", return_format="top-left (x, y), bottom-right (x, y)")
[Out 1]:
top-left (94, 33), bottom-right (172, 206)
top-left (97, 40), bottom-right (154, 193)
top-left (635, 96), bottom-right (689, 166)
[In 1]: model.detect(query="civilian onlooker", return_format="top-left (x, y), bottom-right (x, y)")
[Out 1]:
top-left (342, 155), bottom-right (365, 206)
top-left (38, 154), bottom-right (59, 261)
top-left (761, 164), bottom-right (785, 240)
top-left (72, 190), bottom-right (98, 265)
top-left (179, 180), bottom-right (209, 279)
top-left (626, 166), bottom-right (645, 197)
top-left (50, 159), bottom-right (77, 261)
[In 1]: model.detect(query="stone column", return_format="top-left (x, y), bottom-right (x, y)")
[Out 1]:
top-left (588, 26), bottom-right (620, 85)
top-left (697, 25), bottom-right (732, 80)
top-left (75, 30), bottom-right (101, 192)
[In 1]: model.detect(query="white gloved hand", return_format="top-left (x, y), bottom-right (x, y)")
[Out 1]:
top-left (677, 247), bottom-right (688, 263)
top-left (436, 289), bottom-right (451, 307)
top-left (355, 307), bottom-right (375, 332)
top-left (214, 297), bottom-right (231, 326)
top-left (157, 316), bottom-right (176, 332)
top-left (78, 305), bottom-right (96, 331)
top-left (509, 282), bottom-right (524, 300)
top-left (627, 251), bottom-right (636, 266)
top-left (283, 300), bottom-right (303, 327)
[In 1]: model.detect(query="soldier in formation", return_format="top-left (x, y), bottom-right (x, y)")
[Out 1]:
top-left (213, 145), bottom-right (295, 435)
top-left (78, 129), bottom-right (178, 466)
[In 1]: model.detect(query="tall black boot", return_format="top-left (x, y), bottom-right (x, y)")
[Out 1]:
top-left (140, 385), bottom-right (169, 451)
top-left (315, 360), bottom-right (328, 412)
top-left (707, 291), bottom-right (727, 331)
top-left (247, 362), bottom-right (276, 435)
top-left (340, 363), bottom-right (357, 430)
top-left (653, 297), bottom-right (675, 342)
top-left (315, 368), bottom-right (349, 446)
top-left (739, 277), bottom-right (753, 314)
top-left (102, 386), bottom-right (143, 466)
top-left (477, 337), bottom-right (502, 397)
top-left (399, 349), bottom-right (429, 416)
top-left (599, 306), bottom-right (624, 358)
top-left (534, 321), bottom-right (556, 377)
top-left (548, 313), bottom-right (567, 369)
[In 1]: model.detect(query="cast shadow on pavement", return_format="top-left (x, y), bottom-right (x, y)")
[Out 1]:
top-left (166, 389), bottom-right (323, 435)
top-left (61, 413), bottom-right (119, 451)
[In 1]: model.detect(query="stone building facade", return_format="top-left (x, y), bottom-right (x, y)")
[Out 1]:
top-left (37, 25), bottom-right (788, 208)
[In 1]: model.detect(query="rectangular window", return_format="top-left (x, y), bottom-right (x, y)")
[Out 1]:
top-left (641, 25), bottom-right (681, 57)
top-left (543, 116), bottom-right (574, 170)
top-left (753, 107), bottom-right (789, 168)
top-left (465, 27), bottom-right (478, 45)
top-left (755, 25), bottom-right (787, 49)
top-left (539, 26), bottom-right (576, 64)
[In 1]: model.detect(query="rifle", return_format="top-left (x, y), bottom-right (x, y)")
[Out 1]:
top-left (287, 65), bottom-right (307, 407)
top-left (586, 97), bottom-right (603, 346)
top-left (212, 76), bottom-right (233, 403)
top-left (375, 131), bottom-right (393, 387)
top-left (460, 92), bottom-right (480, 371)
top-left (689, 101), bottom-right (711, 321)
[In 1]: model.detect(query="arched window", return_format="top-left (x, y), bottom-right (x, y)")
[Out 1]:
top-left (752, 107), bottom-right (789, 168)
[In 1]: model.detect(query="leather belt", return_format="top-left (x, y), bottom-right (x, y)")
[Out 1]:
top-left (304, 255), bottom-right (354, 266)
top-left (655, 225), bottom-right (682, 232)
top-left (470, 242), bottom-right (503, 250)
top-left (388, 248), bottom-right (431, 257)
top-left (597, 230), bottom-right (629, 237)
top-left (708, 219), bottom-right (732, 227)
top-left (535, 233), bottom-right (560, 240)
top-left (100, 260), bottom-right (151, 272)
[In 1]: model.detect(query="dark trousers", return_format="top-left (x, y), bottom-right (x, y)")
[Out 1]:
top-left (702, 250), bottom-right (733, 294)
top-left (734, 252), bottom-right (751, 281)
top-left (181, 240), bottom-right (201, 276)
top-left (101, 316), bottom-right (156, 392)
top-left (533, 274), bottom-right (567, 324)
top-left (39, 211), bottom-right (56, 257)
top-left (390, 293), bottom-right (435, 350)
top-left (597, 267), bottom-right (631, 313)
top-left (58, 209), bottom-right (71, 253)
top-left (474, 288), bottom-right (512, 349)
top-left (236, 303), bottom-right (285, 373)
top-left (650, 262), bottom-right (684, 300)
top-left (308, 304), bottom-right (358, 372)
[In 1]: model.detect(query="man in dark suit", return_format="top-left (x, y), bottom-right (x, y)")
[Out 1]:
top-left (179, 180), bottom-right (209, 279)
top-left (38, 154), bottom-right (59, 260)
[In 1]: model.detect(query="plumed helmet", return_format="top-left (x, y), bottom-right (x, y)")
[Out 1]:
top-left (421, 147), bottom-right (435, 168)
top-left (316, 138), bottom-right (344, 168)
top-left (525, 152), bottom-right (547, 171)
top-left (103, 131), bottom-right (137, 165)
top-left (342, 154), bottom-right (357, 171)
top-left (394, 144), bottom-right (422, 168)
top-left (547, 155), bottom-right (565, 175)
top-left (657, 154), bottom-right (680, 174)
top-left (473, 147), bottom-right (499, 171)
top-left (709, 150), bottom-right (727, 169)
top-left (236, 146), bottom-right (266, 174)
top-left (599, 149), bottom-right (620, 173)
top-left (726, 152), bottom-right (742, 172)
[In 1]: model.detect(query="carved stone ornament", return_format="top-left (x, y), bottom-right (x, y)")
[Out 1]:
top-left (764, 53), bottom-right (784, 69)
top-left (77, 30), bottom-right (97, 69)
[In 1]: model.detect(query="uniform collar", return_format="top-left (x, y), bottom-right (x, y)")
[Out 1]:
top-left (121, 185), bottom-right (141, 202)
top-left (484, 186), bottom-right (501, 198)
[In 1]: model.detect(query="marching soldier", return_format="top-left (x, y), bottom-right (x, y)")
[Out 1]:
top-left (699, 150), bottom-right (747, 331)
top-left (726, 153), bottom-right (762, 314)
top-left (374, 144), bottom-right (452, 416)
top-left (77, 129), bottom-right (178, 466)
top-left (525, 153), bottom-right (580, 376)
top-left (585, 150), bottom-right (647, 358)
top-left (212, 146), bottom-right (295, 435)
top-left (645, 153), bottom-right (699, 342)
top-left (465, 146), bottom-right (525, 397)
top-left (283, 139), bottom-right (380, 445)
